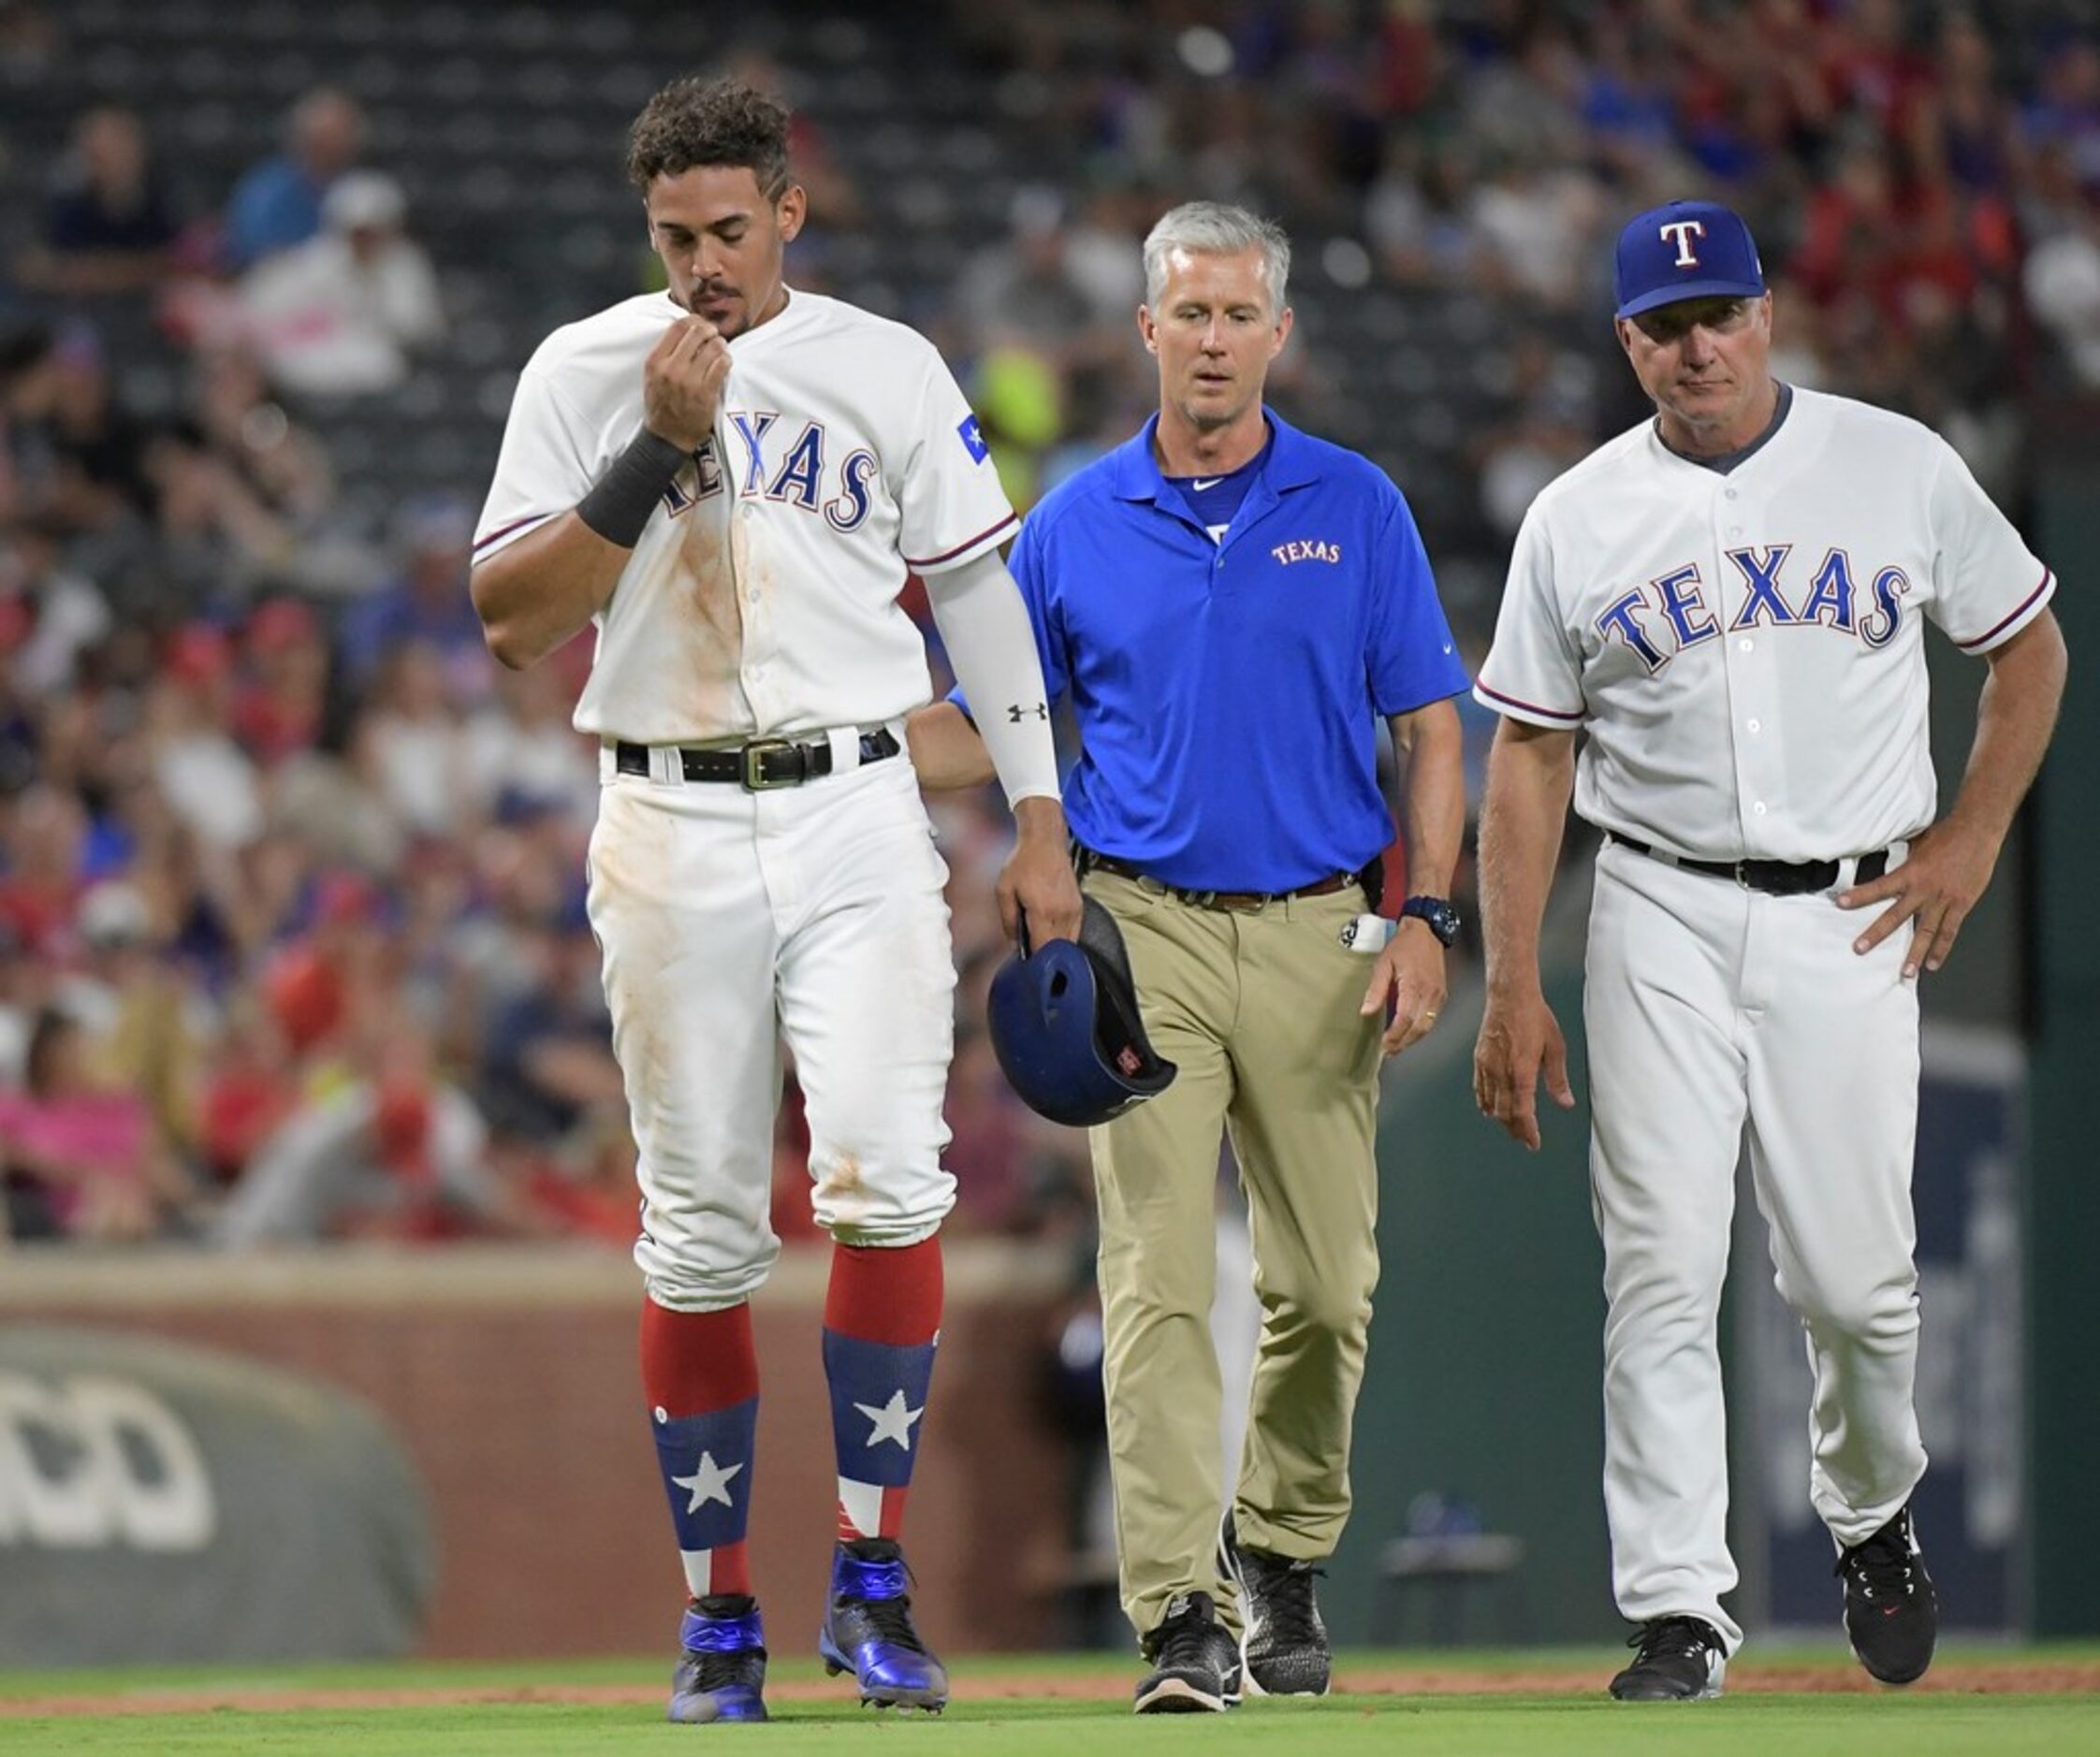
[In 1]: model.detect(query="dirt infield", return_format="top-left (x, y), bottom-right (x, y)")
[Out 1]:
top-left (7, 1659), bottom-right (2097, 1718)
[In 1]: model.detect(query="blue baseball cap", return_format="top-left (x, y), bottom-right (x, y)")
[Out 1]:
top-left (1614, 199), bottom-right (1766, 319)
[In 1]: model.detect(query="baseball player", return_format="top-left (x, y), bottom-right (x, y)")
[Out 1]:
top-left (470, 77), bottom-right (1081, 1724)
top-left (911, 202), bottom-right (1468, 1713)
top-left (1472, 199), bottom-right (2066, 1699)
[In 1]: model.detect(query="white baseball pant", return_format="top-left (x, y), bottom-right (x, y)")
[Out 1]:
top-left (1583, 835), bottom-right (1929, 1654)
top-left (586, 733), bottom-right (957, 1312)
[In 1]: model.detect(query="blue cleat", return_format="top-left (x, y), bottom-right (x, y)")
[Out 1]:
top-left (667, 1594), bottom-right (768, 1724)
top-left (818, 1538), bottom-right (949, 1711)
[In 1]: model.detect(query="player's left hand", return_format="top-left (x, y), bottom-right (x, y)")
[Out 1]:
top-left (1835, 818), bottom-right (2001, 979)
top-left (999, 797), bottom-right (1084, 946)
top-left (1362, 919), bottom-right (1447, 1057)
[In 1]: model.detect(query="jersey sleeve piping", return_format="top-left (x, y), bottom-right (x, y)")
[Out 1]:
top-left (1474, 681), bottom-right (1585, 725)
top-left (472, 512), bottom-right (556, 558)
top-left (905, 510), bottom-right (1022, 574)
top-left (474, 367), bottom-right (599, 561)
top-left (1953, 567), bottom-right (2054, 652)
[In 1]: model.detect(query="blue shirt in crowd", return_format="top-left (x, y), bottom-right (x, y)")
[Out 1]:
top-left (964, 411), bottom-right (1469, 894)
top-left (223, 157), bottom-right (327, 267)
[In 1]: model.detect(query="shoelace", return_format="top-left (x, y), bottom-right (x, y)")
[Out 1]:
top-left (848, 1590), bottom-right (931, 1654)
top-left (692, 1645), bottom-right (764, 1692)
top-left (1248, 1556), bottom-right (1324, 1648)
top-left (1836, 1518), bottom-right (1918, 1602)
top-left (1150, 1612), bottom-right (1221, 1673)
top-left (1628, 1616), bottom-right (1718, 1663)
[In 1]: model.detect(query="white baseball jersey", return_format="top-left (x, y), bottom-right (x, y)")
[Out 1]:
top-left (1477, 386), bottom-right (2054, 860)
top-left (474, 288), bottom-right (1018, 745)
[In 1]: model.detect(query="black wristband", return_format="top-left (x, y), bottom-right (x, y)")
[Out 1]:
top-left (576, 430), bottom-right (690, 548)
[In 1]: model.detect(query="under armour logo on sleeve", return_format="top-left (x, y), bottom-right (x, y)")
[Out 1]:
top-left (1007, 703), bottom-right (1048, 723)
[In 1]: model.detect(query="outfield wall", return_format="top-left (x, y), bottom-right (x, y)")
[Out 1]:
top-left (0, 1244), bottom-right (1073, 1663)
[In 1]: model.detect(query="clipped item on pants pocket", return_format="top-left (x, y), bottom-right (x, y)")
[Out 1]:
top-left (1341, 914), bottom-right (1394, 954)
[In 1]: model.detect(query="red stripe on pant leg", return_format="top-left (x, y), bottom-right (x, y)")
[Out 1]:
top-left (640, 1298), bottom-right (760, 1415)
top-left (824, 1237), bottom-right (942, 1344)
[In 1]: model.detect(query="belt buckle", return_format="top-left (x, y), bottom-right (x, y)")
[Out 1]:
top-left (739, 738), bottom-right (799, 791)
top-left (1216, 893), bottom-right (1265, 914)
top-left (1731, 860), bottom-right (1751, 891)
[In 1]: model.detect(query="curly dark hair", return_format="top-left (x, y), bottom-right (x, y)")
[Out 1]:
top-left (626, 76), bottom-right (793, 199)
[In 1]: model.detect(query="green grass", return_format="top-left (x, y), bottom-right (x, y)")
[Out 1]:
top-left (3, 1648), bottom-right (2096, 1755)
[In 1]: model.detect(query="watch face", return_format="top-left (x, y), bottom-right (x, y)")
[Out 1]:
top-left (1407, 897), bottom-right (1460, 945)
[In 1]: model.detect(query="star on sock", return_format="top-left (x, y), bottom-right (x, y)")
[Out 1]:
top-left (853, 1389), bottom-right (925, 1451)
top-left (672, 1450), bottom-right (744, 1514)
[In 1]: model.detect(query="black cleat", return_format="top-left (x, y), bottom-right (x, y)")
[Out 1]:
top-left (1609, 1615), bottom-right (1727, 1701)
top-left (1838, 1503), bottom-right (1938, 1685)
top-left (1133, 1590), bottom-right (1243, 1714)
top-left (1218, 1510), bottom-right (1330, 1696)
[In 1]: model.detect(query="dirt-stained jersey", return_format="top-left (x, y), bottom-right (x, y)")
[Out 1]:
top-left (475, 288), bottom-right (1016, 744)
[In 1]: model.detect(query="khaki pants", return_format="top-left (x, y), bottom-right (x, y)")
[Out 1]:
top-left (1086, 868), bottom-right (1383, 1641)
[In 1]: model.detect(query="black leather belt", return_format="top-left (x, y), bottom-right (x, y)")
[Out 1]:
top-left (1608, 832), bottom-right (1889, 896)
top-left (1082, 849), bottom-right (1361, 914)
top-left (613, 728), bottom-right (900, 790)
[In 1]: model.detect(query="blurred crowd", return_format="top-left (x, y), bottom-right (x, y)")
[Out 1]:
top-left (3, 0), bottom-right (2094, 1247)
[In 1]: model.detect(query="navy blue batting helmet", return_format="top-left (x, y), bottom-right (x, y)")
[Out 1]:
top-left (987, 898), bottom-right (1176, 1128)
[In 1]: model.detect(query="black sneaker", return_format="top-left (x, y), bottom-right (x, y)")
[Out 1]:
top-left (1609, 1616), bottom-right (1727, 1701)
top-left (1218, 1510), bottom-right (1330, 1696)
top-left (1837, 1503), bottom-right (1938, 1685)
top-left (1134, 1590), bottom-right (1243, 1715)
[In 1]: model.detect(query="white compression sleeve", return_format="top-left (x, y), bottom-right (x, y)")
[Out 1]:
top-left (921, 547), bottom-right (1061, 807)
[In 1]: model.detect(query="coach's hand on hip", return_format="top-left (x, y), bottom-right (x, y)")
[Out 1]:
top-left (643, 315), bottom-right (733, 451)
top-left (999, 796), bottom-right (1084, 945)
top-left (1835, 817), bottom-right (2000, 980)
top-left (1473, 986), bottom-right (1575, 1151)
top-left (1362, 918), bottom-right (1448, 1058)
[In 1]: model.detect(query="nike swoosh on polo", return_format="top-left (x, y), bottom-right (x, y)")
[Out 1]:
top-left (1192, 477), bottom-right (1223, 490)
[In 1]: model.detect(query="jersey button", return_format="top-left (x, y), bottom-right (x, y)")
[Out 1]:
top-left (1753, 801), bottom-right (1768, 815)
top-left (1739, 637), bottom-right (1754, 652)
top-left (1747, 718), bottom-right (1760, 733)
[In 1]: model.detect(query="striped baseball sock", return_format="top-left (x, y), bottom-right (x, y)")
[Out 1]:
top-left (823, 1237), bottom-right (941, 1542)
top-left (640, 1298), bottom-right (759, 1598)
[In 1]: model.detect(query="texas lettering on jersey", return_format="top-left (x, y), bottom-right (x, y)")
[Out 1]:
top-left (474, 288), bottom-right (1017, 747)
top-left (660, 418), bottom-right (878, 533)
top-left (1596, 544), bottom-right (1908, 674)
top-left (1474, 385), bottom-right (2054, 858)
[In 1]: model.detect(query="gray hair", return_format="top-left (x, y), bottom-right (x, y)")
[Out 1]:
top-left (1142, 202), bottom-right (1291, 317)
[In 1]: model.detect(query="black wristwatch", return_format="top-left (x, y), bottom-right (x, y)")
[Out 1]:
top-left (1399, 894), bottom-right (1462, 948)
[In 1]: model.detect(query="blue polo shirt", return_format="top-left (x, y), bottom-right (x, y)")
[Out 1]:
top-left (965, 411), bottom-right (1468, 893)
